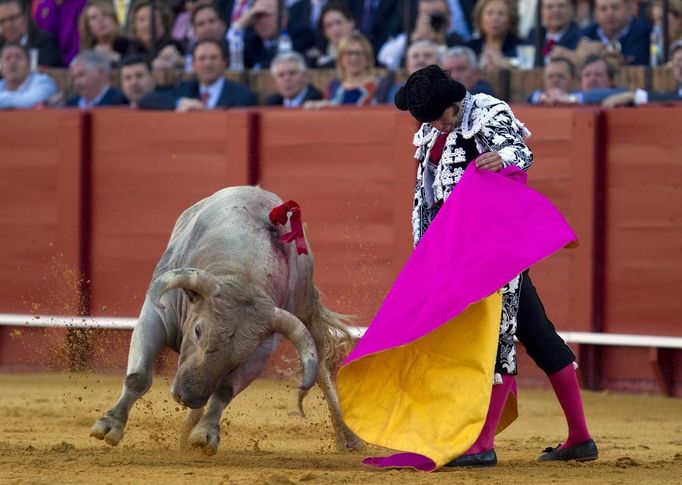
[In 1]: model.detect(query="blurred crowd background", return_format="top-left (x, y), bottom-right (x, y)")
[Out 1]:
top-left (0, 0), bottom-right (680, 111)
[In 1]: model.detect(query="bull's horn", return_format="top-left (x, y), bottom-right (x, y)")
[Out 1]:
top-left (149, 268), bottom-right (221, 309)
top-left (271, 308), bottom-right (318, 391)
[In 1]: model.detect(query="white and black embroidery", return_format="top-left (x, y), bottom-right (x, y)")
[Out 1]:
top-left (410, 93), bottom-right (534, 375)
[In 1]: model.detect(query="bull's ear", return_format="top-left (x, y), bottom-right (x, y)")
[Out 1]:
top-left (183, 289), bottom-right (201, 304)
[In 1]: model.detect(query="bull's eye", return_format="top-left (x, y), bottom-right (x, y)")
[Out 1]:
top-left (194, 323), bottom-right (202, 341)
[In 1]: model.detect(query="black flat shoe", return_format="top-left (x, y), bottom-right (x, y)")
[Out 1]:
top-left (538, 439), bottom-right (598, 462)
top-left (444, 449), bottom-right (497, 468)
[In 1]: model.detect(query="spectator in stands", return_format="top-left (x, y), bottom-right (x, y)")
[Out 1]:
top-left (527, 0), bottom-right (583, 62)
top-left (348, 0), bottom-right (403, 56)
top-left (324, 30), bottom-right (378, 105)
top-left (120, 53), bottom-right (156, 108)
top-left (306, 2), bottom-right (356, 68)
top-left (466, 0), bottom-right (525, 70)
top-left (0, 0), bottom-right (63, 67)
top-left (441, 45), bottom-right (495, 94)
top-left (579, 53), bottom-right (615, 89)
top-left (265, 51), bottom-right (323, 106)
top-left (171, 0), bottom-right (214, 49)
top-left (602, 39), bottom-right (682, 106)
top-left (192, 4), bottom-right (228, 44)
top-left (377, 0), bottom-right (463, 69)
top-left (0, 41), bottom-right (57, 108)
top-left (379, 40), bottom-right (442, 103)
top-left (66, 49), bottom-right (127, 108)
top-left (31, 0), bottom-right (86, 65)
top-left (234, 0), bottom-right (316, 70)
top-left (527, 55), bottom-right (577, 103)
top-left (582, 0), bottom-right (651, 65)
top-left (79, 0), bottom-right (139, 66)
top-left (174, 38), bottom-right (257, 111)
top-left (532, 54), bottom-right (630, 104)
top-left (129, 0), bottom-right (185, 71)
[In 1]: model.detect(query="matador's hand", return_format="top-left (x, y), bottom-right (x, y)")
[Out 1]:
top-left (475, 151), bottom-right (504, 172)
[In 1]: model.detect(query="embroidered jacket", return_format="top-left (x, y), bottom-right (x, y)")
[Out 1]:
top-left (410, 92), bottom-right (533, 375)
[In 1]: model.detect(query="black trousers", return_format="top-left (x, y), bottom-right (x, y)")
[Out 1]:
top-left (515, 270), bottom-right (575, 376)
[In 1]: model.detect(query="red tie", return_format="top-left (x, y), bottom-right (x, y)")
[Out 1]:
top-left (200, 90), bottom-right (210, 107)
top-left (542, 38), bottom-right (556, 57)
top-left (231, 0), bottom-right (249, 22)
top-left (429, 132), bottom-right (450, 165)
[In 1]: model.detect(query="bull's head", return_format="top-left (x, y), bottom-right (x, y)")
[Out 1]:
top-left (148, 268), bottom-right (318, 408)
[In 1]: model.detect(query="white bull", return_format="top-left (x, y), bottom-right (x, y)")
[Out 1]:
top-left (90, 186), bottom-right (362, 454)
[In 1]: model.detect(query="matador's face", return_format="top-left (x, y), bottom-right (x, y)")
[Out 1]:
top-left (428, 102), bottom-right (462, 133)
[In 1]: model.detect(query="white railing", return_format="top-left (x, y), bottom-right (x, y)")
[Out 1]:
top-left (1, 313), bottom-right (681, 348)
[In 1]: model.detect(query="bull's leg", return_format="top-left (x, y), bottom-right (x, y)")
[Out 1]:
top-left (186, 334), bottom-right (283, 456)
top-left (179, 407), bottom-right (204, 448)
top-left (187, 386), bottom-right (233, 456)
top-left (315, 361), bottom-right (364, 451)
top-left (91, 303), bottom-right (167, 446)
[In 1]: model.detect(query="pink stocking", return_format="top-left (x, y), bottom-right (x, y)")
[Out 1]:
top-left (464, 374), bottom-right (515, 455)
top-left (548, 363), bottom-right (591, 447)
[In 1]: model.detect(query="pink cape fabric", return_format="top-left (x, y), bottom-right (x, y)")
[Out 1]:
top-left (339, 164), bottom-right (578, 470)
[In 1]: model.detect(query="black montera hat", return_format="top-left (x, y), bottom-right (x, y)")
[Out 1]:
top-left (394, 64), bottom-right (467, 123)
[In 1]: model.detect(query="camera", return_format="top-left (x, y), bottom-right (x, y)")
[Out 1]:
top-left (429, 12), bottom-right (447, 31)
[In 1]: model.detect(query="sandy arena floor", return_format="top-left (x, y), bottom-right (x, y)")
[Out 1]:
top-left (0, 372), bottom-right (680, 484)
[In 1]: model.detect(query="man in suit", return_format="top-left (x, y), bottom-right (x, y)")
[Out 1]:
top-left (265, 51), bottom-right (322, 107)
top-left (120, 53), bottom-right (157, 108)
top-left (582, 0), bottom-right (651, 65)
top-left (192, 4), bottom-right (229, 46)
top-left (527, 0), bottom-right (582, 60)
top-left (234, 0), bottom-right (315, 70)
top-left (0, 0), bottom-right (62, 67)
top-left (66, 50), bottom-right (127, 108)
top-left (173, 38), bottom-right (257, 111)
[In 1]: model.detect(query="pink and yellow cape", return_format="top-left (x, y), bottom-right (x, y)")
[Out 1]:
top-left (337, 164), bottom-right (577, 471)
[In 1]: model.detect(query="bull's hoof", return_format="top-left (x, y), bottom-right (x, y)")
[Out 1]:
top-left (337, 439), bottom-right (365, 452)
top-left (337, 431), bottom-right (365, 452)
top-left (188, 423), bottom-right (220, 456)
top-left (90, 414), bottom-right (125, 446)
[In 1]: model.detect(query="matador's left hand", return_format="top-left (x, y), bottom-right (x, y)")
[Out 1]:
top-left (475, 151), bottom-right (504, 172)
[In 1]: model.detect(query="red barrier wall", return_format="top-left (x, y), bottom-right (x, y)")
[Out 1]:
top-left (0, 107), bottom-right (679, 395)
top-left (0, 111), bottom-right (84, 369)
top-left (599, 107), bottom-right (682, 394)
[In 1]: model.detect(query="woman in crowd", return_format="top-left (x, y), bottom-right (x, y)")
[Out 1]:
top-left (325, 31), bottom-right (378, 105)
top-left (129, 0), bottom-right (185, 70)
top-left (79, 0), bottom-right (139, 66)
top-left (307, 2), bottom-right (356, 68)
top-left (466, 0), bottom-right (524, 70)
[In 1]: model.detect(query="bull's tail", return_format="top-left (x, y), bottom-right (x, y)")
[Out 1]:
top-left (309, 285), bottom-right (355, 367)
